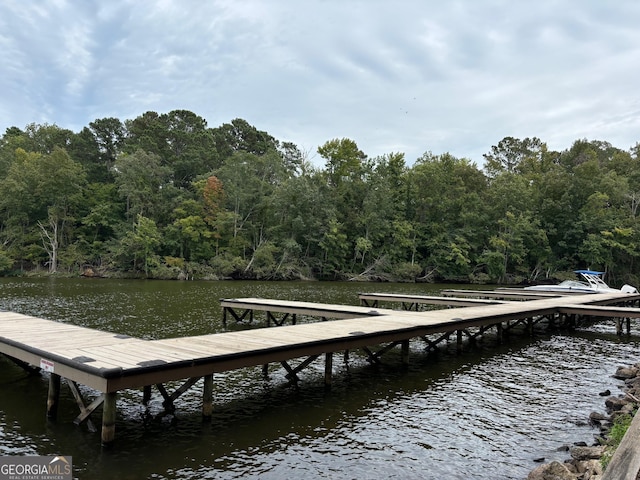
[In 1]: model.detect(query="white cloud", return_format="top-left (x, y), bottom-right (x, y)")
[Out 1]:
top-left (0, 0), bottom-right (639, 166)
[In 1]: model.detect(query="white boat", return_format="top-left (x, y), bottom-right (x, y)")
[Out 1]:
top-left (524, 270), bottom-right (638, 294)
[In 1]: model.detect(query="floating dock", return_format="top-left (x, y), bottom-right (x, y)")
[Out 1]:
top-left (1, 290), bottom-right (640, 446)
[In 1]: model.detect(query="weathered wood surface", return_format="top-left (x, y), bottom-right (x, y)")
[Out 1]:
top-left (358, 292), bottom-right (510, 307)
top-left (440, 289), bottom-right (566, 300)
top-left (3, 290), bottom-right (640, 445)
top-left (220, 297), bottom-right (397, 319)
top-left (1, 291), bottom-right (640, 393)
top-left (558, 304), bottom-right (640, 318)
top-left (601, 410), bottom-right (640, 480)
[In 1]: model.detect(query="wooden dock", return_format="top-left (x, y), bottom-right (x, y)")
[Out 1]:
top-left (1, 290), bottom-right (640, 446)
top-left (358, 292), bottom-right (511, 310)
top-left (440, 288), bottom-right (576, 300)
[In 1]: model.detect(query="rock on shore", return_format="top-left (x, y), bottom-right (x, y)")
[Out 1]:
top-left (527, 363), bottom-right (640, 480)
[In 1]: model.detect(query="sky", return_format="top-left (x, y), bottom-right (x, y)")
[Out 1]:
top-left (1, 1), bottom-right (639, 167)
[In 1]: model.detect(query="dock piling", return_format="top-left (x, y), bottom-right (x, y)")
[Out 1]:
top-left (46, 373), bottom-right (61, 419)
top-left (202, 374), bottom-right (214, 419)
top-left (101, 392), bottom-right (117, 447)
top-left (324, 352), bottom-right (333, 389)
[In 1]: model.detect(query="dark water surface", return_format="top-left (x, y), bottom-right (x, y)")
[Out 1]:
top-left (0, 278), bottom-right (638, 479)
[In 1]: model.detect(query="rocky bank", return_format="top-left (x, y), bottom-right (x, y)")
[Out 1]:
top-left (527, 363), bottom-right (640, 480)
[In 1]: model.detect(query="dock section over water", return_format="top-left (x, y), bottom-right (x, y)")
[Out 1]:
top-left (1, 290), bottom-right (640, 446)
top-left (358, 292), bottom-right (511, 310)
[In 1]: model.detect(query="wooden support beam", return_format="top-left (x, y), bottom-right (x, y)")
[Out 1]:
top-left (422, 332), bottom-right (451, 353)
top-left (362, 342), bottom-right (403, 364)
top-left (362, 346), bottom-right (381, 364)
top-left (266, 311), bottom-right (294, 327)
top-left (155, 383), bottom-right (171, 411)
top-left (503, 318), bottom-right (526, 332)
top-left (156, 377), bottom-right (202, 412)
top-left (280, 360), bottom-right (297, 381)
top-left (222, 307), bottom-right (253, 327)
top-left (401, 302), bottom-right (418, 311)
top-left (101, 392), bottom-right (117, 447)
top-left (74, 395), bottom-right (105, 427)
top-left (324, 352), bottom-right (333, 389)
top-left (67, 379), bottom-right (97, 432)
top-left (142, 385), bottom-right (152, 405)
top-left (294, 355), bottom-right (321, 373)
top-left (47, 373), bottom-right (61, 419)
top-left (67, 380), bottom-right (97, 432)
top-left (202, 374), bottom-right (213, 419)
top-left (281, 354), bottom-right (321, 382)
top-left (600, 395), bottom-right (640, 479)
top-left (401, 340), bottom-right (410, 365)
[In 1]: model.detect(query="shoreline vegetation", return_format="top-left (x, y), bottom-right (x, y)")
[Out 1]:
top-left (2, 266), bottom-right (599, 286)
top-left (0, 114), bottom-right (639, 287)
top-left (528, 363), bottom-right (640, 480)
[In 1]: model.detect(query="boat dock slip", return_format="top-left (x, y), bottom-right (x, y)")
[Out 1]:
top-left (440, 288), bottom-right (580, 300)
top-left (1, 291), bottom-right (640, 446)
top-left (220, 297), bottom-right (397, 326)
top-left (358, 292), bottom-right (510, 309)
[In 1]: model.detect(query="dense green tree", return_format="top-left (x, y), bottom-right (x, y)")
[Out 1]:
top-left (483, 136), bottom-right (546, 178)
top-left (410, 152), bottom-right (487, 280)
top-left (318, 138), bottom-right (367, 187)
top-left (2, 114), bottom-right (640, 283)
top-left (119, 214), bottom-right (162, 276)
top-left (0, 146), bottom-right (86, 272)
top-left (212, 118), bottom-right (278, 160)
top-left (114, 149), bottom-right (172, 222)
top-left (158, 110), bottom-right (218, 187)
top-left (69, 117), bottom-right (127, 183)
top-left (0, 127), bottom-right (28, 177)
top-left (21, 123), bottom-right (75, 155)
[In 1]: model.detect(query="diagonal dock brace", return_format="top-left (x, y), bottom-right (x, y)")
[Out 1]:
top-left (281, 354), bottom-right (321, 383)
top-left (67, 380), bottom-right (101, 432)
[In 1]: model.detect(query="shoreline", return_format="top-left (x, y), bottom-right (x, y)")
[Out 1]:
top-left (528, 363), bottom-right (640, 480)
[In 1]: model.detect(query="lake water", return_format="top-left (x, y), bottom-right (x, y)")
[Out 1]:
top-left (0, 278), bottom-right (638, 479)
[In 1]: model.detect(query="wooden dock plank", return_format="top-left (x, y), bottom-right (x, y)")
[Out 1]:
top-left (440, 289), bottom-right (566, 300)
top-left (221, 297), bottom-right (394, 319)
top-left (3, 290), bottom-right (640, 440)
top-left (57, 344), bottom-right (153, 368)
top-left (358, 292), bottom-right (510, 307)
top-left (558, 305), bottom-right (640, 318)
top-left (157, 337), bottom-right (259, 356)
top-left (45, 351), bottom-right (127, 371)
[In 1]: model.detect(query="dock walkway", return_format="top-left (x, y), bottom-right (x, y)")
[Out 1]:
top-left (1, 290), bottom-right (640, 445)
top-left (357, 292), bottom-right (511, 310)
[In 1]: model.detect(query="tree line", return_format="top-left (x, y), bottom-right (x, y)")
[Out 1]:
top-left (0, 110), bottom-right (639, 286)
